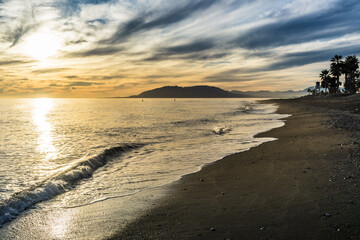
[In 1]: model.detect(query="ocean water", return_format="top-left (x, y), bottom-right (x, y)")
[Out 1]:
top-left (0, 98), bottom-right (288, 234)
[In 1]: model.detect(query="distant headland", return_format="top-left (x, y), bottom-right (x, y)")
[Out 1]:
top-left (128, 85), bottom-right (308, 98)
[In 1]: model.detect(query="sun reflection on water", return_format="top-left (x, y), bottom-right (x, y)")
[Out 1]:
top-left (32, 98), bottom-right (58, 161)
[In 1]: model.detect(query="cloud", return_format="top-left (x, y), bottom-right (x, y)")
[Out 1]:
top-left (266, 44), bottom-right (360, 70)
top-left (204, 69), bottom-right (243, 83)
top-left (101, 0), bottom-right (220, 43)
top-left (56, 0), bottom-right (114, 17)
top-left (233, 0), bottom-right (360, 49)
top-left (142, 39), bottom-right (229, 62)
top-left (32, 68), bottom-right (70, 74)
top-left (67, 46), bottom-right (123, 57)
top-left (66, 39), bottom-right (88, 45)
top-left (67, 81), bottom-right (104, 86)
top-left (101, 75), bottom-right (127, 80)
top-left (0, 60), bottom-right (33, 66)
top-left (66, 75), bottom-right (78, 79)
top-left (2, 0), bottom-right (38, 47)
top-left (144, 74), bottom-right (191, 79)
top-left (163, 40), bottom-right (215, 54)
top-left (86, 18), bottom-right (108, 25)
top-left (9, 23), bottom-right (36, 47)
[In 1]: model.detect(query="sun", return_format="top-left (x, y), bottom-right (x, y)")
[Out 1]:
top-left (23, 32), bottom-right (61, 60)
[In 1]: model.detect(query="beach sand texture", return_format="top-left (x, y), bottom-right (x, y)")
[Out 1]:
top-left (110, 96), bottom-right (360, 240)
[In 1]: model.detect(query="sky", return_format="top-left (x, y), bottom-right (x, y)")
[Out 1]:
top-left (0, 0), bottom-right (360, 97)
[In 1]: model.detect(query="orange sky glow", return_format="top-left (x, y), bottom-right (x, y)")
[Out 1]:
top-left (1, 0), bottom-right (359, 97)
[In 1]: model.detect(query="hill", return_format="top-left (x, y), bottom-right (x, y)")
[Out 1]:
top-left (129, 85), bottom-right (310, 98)
top-left (129, 86), bottom-right (243, 98)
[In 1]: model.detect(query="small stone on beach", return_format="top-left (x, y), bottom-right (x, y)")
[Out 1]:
top-left (210, 228), bottom-right (216, 231)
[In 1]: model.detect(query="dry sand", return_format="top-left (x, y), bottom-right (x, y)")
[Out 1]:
top-left (109, 96), bottom-right (360, 240)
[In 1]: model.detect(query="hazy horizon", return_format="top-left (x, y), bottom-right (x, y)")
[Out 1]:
top-left (1, 0), bottom-right (360, 97)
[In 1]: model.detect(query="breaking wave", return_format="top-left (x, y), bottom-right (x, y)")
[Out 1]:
top-left (213, 126), bottom-right (231, 135)
top-left (0, 143), bottom-right (142, 227)
top-left (171, 118), bottom-right (217, 126)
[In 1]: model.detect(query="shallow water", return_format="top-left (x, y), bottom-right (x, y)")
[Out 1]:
top-left (0, 98), bottom-right (288, 237)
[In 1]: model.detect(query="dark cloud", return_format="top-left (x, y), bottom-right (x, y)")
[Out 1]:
top-left (101, 0), bottom-right (220, 43)
top-left (144, 52), bottom-right (228, 62)
top-left (0, 60), bottom-right (33, 66)
top-left (164, 41), bottom-right (215, 54)
top-left (205, 44), bottom-right (360, 80)
top-left (266, 44), bottom-right (360, 70)
top-left (67, 81), bottom-right (104, 86)
top-left (142, 40), bottom-right (228, 62)
top-left (6, 0), bottom-right (37, 47)
top-left (8, 23), bottom-right (35, 47)
top-left (66, 39), bottom-right (88, 45)
top-left (67, 46), bottom-right (122, 57)
top-left (233, 0), bottom-right (360, 49)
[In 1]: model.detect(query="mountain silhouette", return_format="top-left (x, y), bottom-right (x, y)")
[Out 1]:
top-left (129, 85), bottom-right (310, 98)
top-left (130, 86), bottom-right (243, 98)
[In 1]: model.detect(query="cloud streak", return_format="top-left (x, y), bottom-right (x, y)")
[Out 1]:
top-left (101, 0), bottom-right (220, 43)
top-left (233, 0), bottom-right (360, 49)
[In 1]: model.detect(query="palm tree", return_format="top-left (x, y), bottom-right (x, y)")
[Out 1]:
top-left (343, 55), bottom-right (359, 94)
top-left (330, 55), bottom-right (343, 92)
top-left (319, 69), bottom-right (330, 93)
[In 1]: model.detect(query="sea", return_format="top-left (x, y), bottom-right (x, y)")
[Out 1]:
top-left (0, 98), bottom-right (288, 239)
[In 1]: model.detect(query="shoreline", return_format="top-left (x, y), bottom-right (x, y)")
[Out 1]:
top-left (109, 96), bottom-right (360, 240)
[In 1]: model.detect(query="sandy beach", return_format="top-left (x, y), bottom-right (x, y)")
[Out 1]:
top-left (109, 96), bottom-right (360, 240)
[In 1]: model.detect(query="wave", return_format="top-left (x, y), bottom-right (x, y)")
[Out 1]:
top-left (171, 118), bottom-right (217, 126)
top-left (224, 103), bottom-right (255, 116)
top-left (213, 126), bottom-right (231, 135)
top-left (0, 143), bottom-right (142, 227)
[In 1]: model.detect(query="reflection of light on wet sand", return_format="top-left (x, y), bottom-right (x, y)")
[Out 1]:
top-left (32, 98), bottom-right (58, 161)
top-left (49, 210), bottom-right (72, 239)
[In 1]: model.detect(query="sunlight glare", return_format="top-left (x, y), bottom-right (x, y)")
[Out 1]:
top-left (24, 32), bottom-right (61, 60)
top-left (32, 98), bottom-right (58, 161)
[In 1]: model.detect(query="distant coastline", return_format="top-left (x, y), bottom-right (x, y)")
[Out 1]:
top-left (125, 85), bottom-right (309, 98)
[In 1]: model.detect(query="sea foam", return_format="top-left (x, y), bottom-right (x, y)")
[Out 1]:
top-left (0, 143), bottom-right (142, 227)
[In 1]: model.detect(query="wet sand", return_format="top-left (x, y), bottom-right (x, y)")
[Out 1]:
top-left (109, 96), bottom-right (360, 240)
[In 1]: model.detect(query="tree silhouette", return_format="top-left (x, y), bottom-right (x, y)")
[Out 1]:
top-left (317, 54), bottom-right (360, 95)
top-left (330, 55), bottom-right (343, 92)
top-left (319, 69), bottom-right (330, 93)
top-left (343, 55), bottom-right (359, 94)
top-left (319, 69), bottom-right (336, 93)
